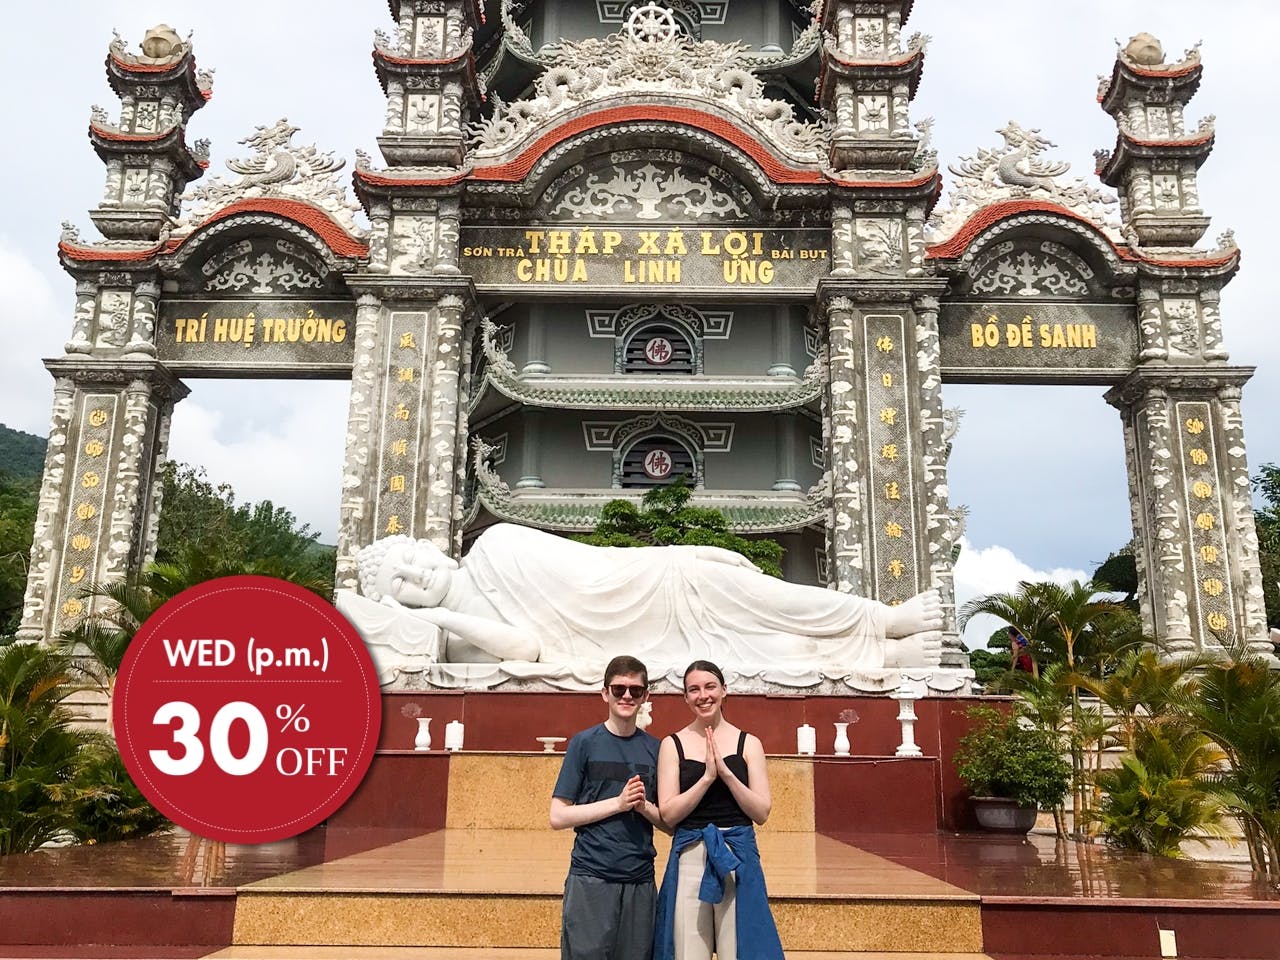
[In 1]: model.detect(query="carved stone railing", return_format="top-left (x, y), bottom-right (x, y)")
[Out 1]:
top-left (470, 318), bottom-right (827, 412)
top-left (468, 437), bottom-right (828, 532)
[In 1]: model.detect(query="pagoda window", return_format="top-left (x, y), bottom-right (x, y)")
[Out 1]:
top-left (618, 434), bottom-right (696, 488)
top-left (621, 323), bottom-right (696, 375)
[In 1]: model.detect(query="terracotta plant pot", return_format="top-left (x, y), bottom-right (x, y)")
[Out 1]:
top-left (970, 796), bottom-right (1038, 834)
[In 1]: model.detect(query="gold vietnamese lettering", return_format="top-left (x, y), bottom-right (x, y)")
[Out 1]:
top-left (87, 409), bottom-right (108, 427)
top-left (69, 566), bottom-right (86, 584)
top-left (1203, 578), bottom-right (1225, 597)
top-left (1192, 481), bottom-right (1213, 499)
top-left (1200, 545), bottom-right (1219, 564)
top-left (81, 472), bottom-right (101, 488)
top-left (1185, 418), bottom-right (1205, 435)
top-left (1189, 448), bottom-right (1209, 466)
top-left (1194, 512), bottom-right (1215, 530)
top-left (1207, 612), bottom-right (1228, 631)
top-left (84, 440), bottom-right (104, 457)
top-left (70, 534), bottom-right (92, 551)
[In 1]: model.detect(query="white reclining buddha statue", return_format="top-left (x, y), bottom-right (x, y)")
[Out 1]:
top-left (335, 523), bottom-right (944, 690)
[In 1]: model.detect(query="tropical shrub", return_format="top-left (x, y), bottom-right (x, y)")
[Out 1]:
top-left (1092, 724), bottom-right (1231, 858)
top-left (69, 743), bottom-right (169, 844)
top-left (954, 705), bottom-right (1071, 810)
top-left (0, 642), bottom-right (98, 854)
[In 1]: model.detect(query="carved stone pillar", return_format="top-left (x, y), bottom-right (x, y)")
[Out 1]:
top-left (124, 279), bottom-right (160, 356)
top-left (1106, 367), bottom-right (1270, 659)
top-left (336, 292), bottom-right (384, 590)
top-left (823, 295), bottom-right (867, 597)
top-left (914, 295), bottom-right (961, 662)
top-left (516, 408), bottom-right (546, 489)
top-left (768, 309), bottom-right (796, 377)
top-left (18, 360), bottom-right (188, 640)
top-left (523, 313), bottom-right (550, 375)
top-left (771, 413), bottom-right (801, 493)
top-left (822, 285), bottom-right (949, 668)
top-left (421, 295), bottom-right (467, 547)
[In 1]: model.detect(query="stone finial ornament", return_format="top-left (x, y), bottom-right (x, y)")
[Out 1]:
top-left (1121, 33), bottom-right (1164, 66)
top-left (139, 24), bottom-right (187, 61)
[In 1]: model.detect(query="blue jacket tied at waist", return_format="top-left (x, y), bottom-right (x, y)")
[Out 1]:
top-left (654, 824), bottom-right (783, 960)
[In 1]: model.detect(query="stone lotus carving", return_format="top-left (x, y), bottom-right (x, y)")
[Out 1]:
top-left (110, 25), bottom-right (189, 65)
top-left (180, 119), bottom-right (365, 237)
top-left (929, 122), bottom-right (1121, 244)
top-left (469, 27), bottom-right (825, 164)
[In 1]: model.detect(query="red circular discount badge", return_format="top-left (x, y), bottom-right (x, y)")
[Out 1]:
top-left (113, 575), bottom-right (381, 843)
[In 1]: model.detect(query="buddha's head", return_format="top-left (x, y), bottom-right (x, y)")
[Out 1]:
top-left (357, 535), bottom-right (459, 608)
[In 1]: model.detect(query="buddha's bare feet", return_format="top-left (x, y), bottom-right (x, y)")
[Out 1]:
top-left (883, 589), bottom-right (944, 639)
top-left (884, 630), bottom-right (944, 668)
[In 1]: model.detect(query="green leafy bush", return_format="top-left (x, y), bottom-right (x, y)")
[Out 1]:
top-left (954, 704), bottom-right (1071, 810)
top-left (1092, 725), bottom-right (1230, 858)
top-left (69, 743), bottom-right (169, 844)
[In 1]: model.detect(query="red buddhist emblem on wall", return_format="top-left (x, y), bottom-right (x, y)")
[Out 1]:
top-left (643, 448), bottom-right (674, 479)
top-left (644, 337), bottom-right (673, 365)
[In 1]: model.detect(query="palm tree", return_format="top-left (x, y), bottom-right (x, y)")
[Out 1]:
top-left (59, 543), bottom-right (334, 728)
top-left (960, 579), bottom-right (1133, 834)
top-left (1092, 722), bottom-right (1233, 858)
top-left (0, 642), bottom-right (106, 853)
top-left (1189, 644), bottom-right (1280, 881)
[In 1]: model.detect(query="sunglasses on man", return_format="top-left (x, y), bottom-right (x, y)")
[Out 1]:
top-left (607, 684), bottom-right (648, 700)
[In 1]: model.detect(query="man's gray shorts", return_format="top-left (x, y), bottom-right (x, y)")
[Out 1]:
top-left (561, 872), bottom-right (657, 960)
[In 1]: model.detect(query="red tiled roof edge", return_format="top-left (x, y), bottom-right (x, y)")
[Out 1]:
top-left (181, 198), bottom-right (369, 258)
top-left (827, 168), bottom-right (938, 190)
top-left (59, 198), bottom-right (369, 263)
top-left (58, 240), bottom-right (166, 263)
top-left (927, 200), bottom-right (1124, 260)
top-left (356, 168), bottom-right (468, 188)
top-left (469, 105), bottom-right (825, 185)
top-left (1121, 130), bottom-right (1214, 149)
top-left (926, 198), bottom-right (1238, 270)
top-left (1127, 60), bottom-right (1201, 80)
top-left (89, 122), bottom-right (172, 144)
top-left (108, 53), bottom-right (211, 99)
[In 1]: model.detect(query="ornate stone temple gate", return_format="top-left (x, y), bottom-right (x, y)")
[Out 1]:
top-left (20, 5), bottom-right (1273, 686)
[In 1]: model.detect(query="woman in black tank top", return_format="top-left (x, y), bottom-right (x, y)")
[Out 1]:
top-left (653, 660), bottom-right (781, 960)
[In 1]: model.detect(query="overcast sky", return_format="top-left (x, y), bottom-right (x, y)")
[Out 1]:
top-left (1, 2), bottom-right (1275, 649)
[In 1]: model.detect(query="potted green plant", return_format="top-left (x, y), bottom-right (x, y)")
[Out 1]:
top-left (953, 705), bottom-right (1070, 834)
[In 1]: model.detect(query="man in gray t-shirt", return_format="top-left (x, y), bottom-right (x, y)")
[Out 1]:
top-left (551, 655), bottom-right (664, 960)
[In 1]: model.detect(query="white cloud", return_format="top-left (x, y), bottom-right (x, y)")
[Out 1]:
top-left (0, 242), bottom-right (65, 435)
top-left (165, 380), bottom-right (350, 543)
top-left (953, 537), bottom-right (1089, 652)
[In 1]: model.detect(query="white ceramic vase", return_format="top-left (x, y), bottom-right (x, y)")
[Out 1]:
top-left (415, 716), bottom-right (433, 751)
top-left (833, 722), bottom-right (851, 756)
